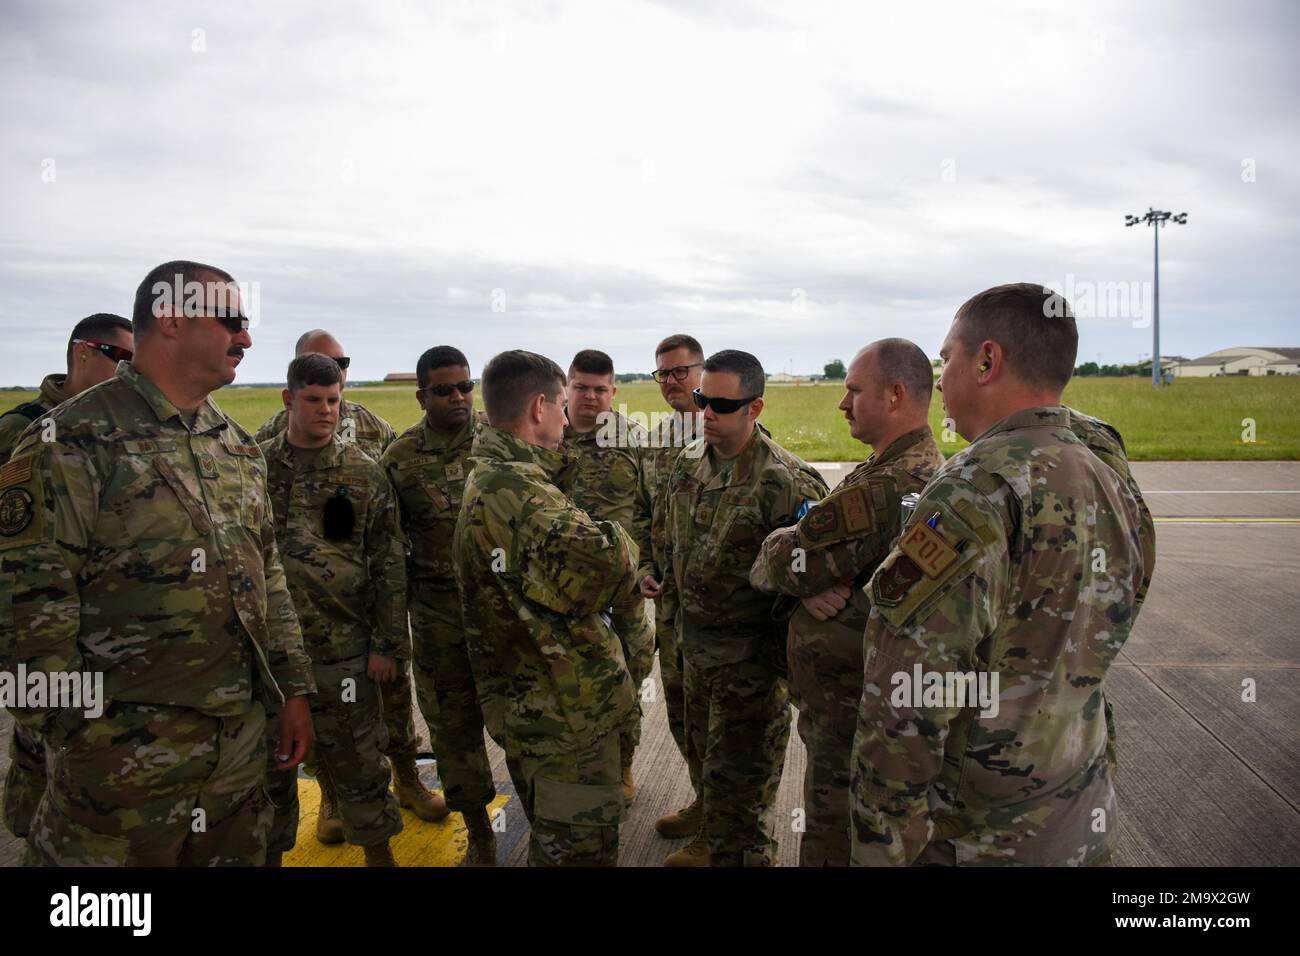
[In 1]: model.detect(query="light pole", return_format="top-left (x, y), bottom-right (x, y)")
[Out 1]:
top-left (1126, 207), bottom-right (1188, 386)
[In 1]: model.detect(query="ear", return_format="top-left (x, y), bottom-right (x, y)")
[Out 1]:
top-left (890, 381), bottom-right (905, 408)
top-left (610, 384), bottom-right (618, 399)
top-left (978, 340), bottom-right (1003, 382)
top-left (750, 397), bottom-right (765, 421)
top-left (282, 388), bottom-right (292, 410)
top-left (529, 392), bottom-right (547, 424)
top-left (415, 388), bottom-right (427, 411)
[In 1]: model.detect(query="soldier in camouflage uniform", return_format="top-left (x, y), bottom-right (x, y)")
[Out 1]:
top-left (260, 354), bottom-right (406, 867)
top-left (633, 334), bottom-right (707, 837)
top-left (453, 350), bottom-right (637, 867)
top-left (0, 313), bottom-right (134, 840)
top-left (563, 349), bottom-right (654, 803)
top-left (381, 346), bottom-right (498, 865)
top-left (750, 339), bottom-right (944, 866)
top-left (254, 329), bottom-right (444, 827)
top-left (0, 261), bottom-right (315, 866)
top-left (850, 284), bottom-right (1152, 866)
top-left (665, 350), bottom-right (828, 867)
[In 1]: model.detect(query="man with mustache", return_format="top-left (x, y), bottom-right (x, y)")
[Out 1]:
top-left (0, 260), bottom-right (315, 865)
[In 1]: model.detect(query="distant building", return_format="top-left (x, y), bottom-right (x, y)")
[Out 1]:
top-left (383, 372), bottom-right (419, 383)
top-left (1173, 347), bottom-right (1300, 378)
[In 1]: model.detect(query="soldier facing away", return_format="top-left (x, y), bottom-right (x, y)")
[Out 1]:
top-left (633, 333), bottom-right (708, 840)
top-left (749, 339), bottom-right (944, 866)
top-left (850, 283), bottom-right (1152, 866)
top-left (563, 349), bottom-right (654, 803)
top-left (0, 259), bottom-right (315, 866)
top-left (0, 312), bottom-right (134, 841)
top-left (453, 350), bottom-right (637, 866)
top-left (664, 349), bottom-right (828, 866)
top-left (260, 353), bottom-right (407, 867)
top-left (381, 345), bottom-right (498, 865)
top-left (254, 328), bottom-right (446, 828)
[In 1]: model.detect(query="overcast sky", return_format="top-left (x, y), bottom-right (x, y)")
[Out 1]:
top-left (1, 0), bottom-right (1296, 385)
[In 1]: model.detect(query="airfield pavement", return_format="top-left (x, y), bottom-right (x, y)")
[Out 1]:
top-left (1, 461), bottom-right (1295, 867)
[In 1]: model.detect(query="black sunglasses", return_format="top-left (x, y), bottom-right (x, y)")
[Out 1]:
top-left (692, 388), bottom-right (758, 414)
top-left (72, 339), bottom-right (134, 363)
top-left (420, 380), bottom-right (473, 397)
top-left (203, 310), bottom-right (250, 334)
top-left (334, 356), bottom-right (351, 371)
top-left (652, 362), bottom-right (703, 384)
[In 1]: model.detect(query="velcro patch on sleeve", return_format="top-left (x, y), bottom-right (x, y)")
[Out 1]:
top-left (840, 486), bottom-right (874, 535)
top-left (0, 456), bottom-right (31, 489)
top-left (897, 522), bottom-right (960, 579)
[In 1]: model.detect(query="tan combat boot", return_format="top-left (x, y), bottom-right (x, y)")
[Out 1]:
top-left (662, 829), bottom-right (709, 867)
top-left (654, 795), bottom-right (702, 838)
top-left (621, 762), bottom-right (636, 804)
top-left (363, 841), bottom-right (397, 867)
top-left (315, 772), bottom-right (345, 845)
top-left (391, 757), bottom-right (450, 822)
top-left (463, 807), bottom-right (498, 867)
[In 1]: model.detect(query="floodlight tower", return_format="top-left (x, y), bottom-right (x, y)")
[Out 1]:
top-left (1125, 207), bottom-right (1189, 386)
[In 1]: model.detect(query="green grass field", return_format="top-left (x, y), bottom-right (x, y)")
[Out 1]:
top-left (5, 377), bottom-right (1296, 460)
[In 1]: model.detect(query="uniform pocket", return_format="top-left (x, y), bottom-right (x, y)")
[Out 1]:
top-left (28, 795), bottom-right (132, 867)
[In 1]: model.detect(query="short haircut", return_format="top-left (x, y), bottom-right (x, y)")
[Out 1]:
top-left (703, 349), bottom-right (765, 398)
top-left (287, 352), bottom-right (342, 393)
top-left (416, 346), bottom-right (470, 388)
top-left (481, 349), bottom-right (566, 426)
top-left (132, 260), bottom-right (236, 336)
top-left (953, 283), bottom-right (1078, 390)
top-left (67, 313), bottom-right (132, 368)
top-left (569, 349), bottom-right (614, 379)
top-left (867, 337), bottom-right (933, 403)
top-left (295, 329), bottom-right (332, 354)
top-left (655, 333), bottom-right (704, 360)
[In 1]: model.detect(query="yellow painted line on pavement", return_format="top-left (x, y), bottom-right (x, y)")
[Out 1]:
top-left (284, 778), bottom-right (511, 867)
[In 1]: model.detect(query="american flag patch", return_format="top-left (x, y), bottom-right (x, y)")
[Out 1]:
top-left (0, 456), bottom-right (31, 488)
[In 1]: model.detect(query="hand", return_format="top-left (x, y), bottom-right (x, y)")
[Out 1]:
top-left (274, 695), bottom-right (314, 771)
top-left (367, 653), bottom-right (397, 683)
top-left (801, 584), bottom-right (852, 621)
top-left (639, 574), bottom-right (663, 599)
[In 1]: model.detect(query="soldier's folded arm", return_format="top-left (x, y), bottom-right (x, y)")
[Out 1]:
top-left (0, 437), bottom-right (99, 737)
top-left (849, 482), bottom-right (1009, 866)
top-left (364, 469), bottom-right (411, 661)
top-left (518, 498), bottom-right (640, 618)
top-left (631, 456), bottom-right (657, 584)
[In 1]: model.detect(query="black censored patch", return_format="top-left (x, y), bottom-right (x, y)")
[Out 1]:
top-left (323, 489), bottom-right (356, 540)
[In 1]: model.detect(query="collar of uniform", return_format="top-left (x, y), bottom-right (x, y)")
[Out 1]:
top-left (117, 362), bottom-right (228, 434)
top-left (38, 373), bottom-right (67, 408)
top-left (701, 423), bottom-right (763, 492)
top-left (474, 423), bottom-right (568, 479)
top-left (268, 431), bottom-right (346, 470)
top-left (418, 411), bottom-right (477, 453)
top-left (871, 425), bottom-right (934, 466)
top-left (979, 405), bottom-right (1070, 441)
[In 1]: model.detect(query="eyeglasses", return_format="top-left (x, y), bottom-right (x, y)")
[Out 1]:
top-left (692, 389), bottom-right (758, 414)
top-left (652, 362), bottom-right (703, 384)
top-left (73, 339), bottom-right (134, 363)
top-left (204, 310), bottom-right (250, 334)
top-left (419, 380), bottom-right (473, 397)
top-left (332, 356), bottom-right (351, 371)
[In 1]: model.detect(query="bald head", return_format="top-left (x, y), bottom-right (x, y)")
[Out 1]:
top-left (294, 329), bottom-right (347, 385)
top-left (855, 338), bottom-right (933, 407)
top-left (839, 337), bottom-right (933, 448)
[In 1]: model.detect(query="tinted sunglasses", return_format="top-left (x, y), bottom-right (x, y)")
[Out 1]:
top-left (420, 380), bottom-right (474, 397)
top-left (205, 310), bottom-right (250, 333)
top-left (334, 356), bottom-right (351, 371)
top-left (692, 389), bottom-right (758, 414)
top-left (73, 339), bottom-right (134, 363)
top-left (652, 362), bottom-right (703, 384)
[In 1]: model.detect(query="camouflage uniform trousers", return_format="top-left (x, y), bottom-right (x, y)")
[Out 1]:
top-left (3, 723), bottom-right (44, 839)
top-left (612, 600), bottom-right (656, 771)
top-left (514, 730), bottom-right (624, 867)
top-left (24, 700), bottom-right (272, 866)
top-left (683, 653), bottom-right (792, 866)
top-left (379, 659), bottom-right (419, 764)
top-left (408, 585), bottom-right (496, 813)
top-left (267, 657), bottom-right (402, 852)
top-left (787, 615), bottom-right (864, 867)
top-left (654, 597), bottom-right (701, 792)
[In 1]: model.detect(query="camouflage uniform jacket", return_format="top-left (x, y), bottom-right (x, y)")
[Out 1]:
top-left (381, 413), bottom-right (481, 593)
top-left (631, 410), bottom-right (702, 586)
top-left (666, 424), bottom-right (828, 668)
top-left (851, 406), bottom-right (1149, 866)
top-left (0, 362), bottom-right (315, 743)
top-left (0, 373), bottom-right (67, 464)
top-left (255, 396), bottom-right (395, 464)
top-left (452, 423), bottom-right (637, 756)
top-left (563, 410), bottom-right (649, 534)
top-left (260, 432), bottom-right (409, 663)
